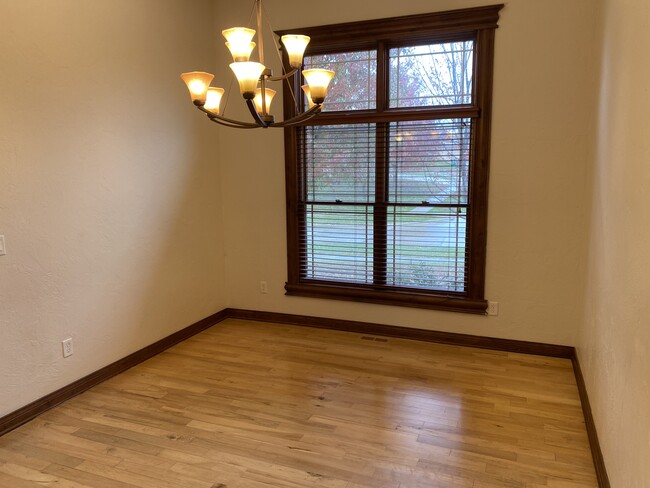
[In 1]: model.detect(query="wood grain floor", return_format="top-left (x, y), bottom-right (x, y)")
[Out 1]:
top-left (0, 319), bottom-right (597, 487)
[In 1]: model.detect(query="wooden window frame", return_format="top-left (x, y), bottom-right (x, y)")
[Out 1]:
top-left (278, 5), bottom-right (503, 314)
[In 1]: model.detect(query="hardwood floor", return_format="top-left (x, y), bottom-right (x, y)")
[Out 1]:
top-left (0, 319), bottom-right (597, 487)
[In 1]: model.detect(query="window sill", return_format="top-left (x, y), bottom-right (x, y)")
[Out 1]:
top-left (285, 282), bottom-right (487, 314)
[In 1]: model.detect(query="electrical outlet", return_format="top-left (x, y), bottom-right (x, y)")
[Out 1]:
top-left (0, 235), bottom-right (5, 256)
top-left (487, 301), bottom-right (499, 316)
top-left (62, 338), bottom-right (73, 358)
top-left (260, 281), bottom-right (268, 294)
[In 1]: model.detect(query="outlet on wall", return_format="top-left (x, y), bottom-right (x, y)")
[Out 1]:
top-left (487, 301), bottom-right (499, 316)
top-left (0, 235), bottom-right (6, 256)
top-left (260, 281), bottom-right (268, 294)
top-left (62, 338), bottom-right (74, 357)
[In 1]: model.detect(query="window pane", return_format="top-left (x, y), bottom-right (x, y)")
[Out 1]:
top-left (302, 204), bottom-right (373, 284)
top-left (389, 41), bottom-right (474, 107)
top-left (387, 207), bottom-right (467, 291)
top-left (300, 124), bottom-right (375, 203)
top-left (304, 51), bottom-right (377, 111)
top-left (388, 119), bottom-right (471, 204)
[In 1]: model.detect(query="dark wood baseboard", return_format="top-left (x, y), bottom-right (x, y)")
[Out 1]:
top-left (225, 308), bottom-right (575, 358)
top-left (0, 310), bottom-right (229, 437)
top-left (572, 353), bottom-right (611, 488)
top-left (0, 307), bottom-right (610, 488)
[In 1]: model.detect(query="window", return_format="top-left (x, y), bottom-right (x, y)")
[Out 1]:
top-left (279, 5), bottom-right (503, 314)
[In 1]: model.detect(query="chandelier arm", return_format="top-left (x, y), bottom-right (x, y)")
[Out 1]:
top-left (207, 116), bottom-right (260, 129)
top-left (196, 104), bottom-right (261, 128)
top-left (269, 105), bottom-right (322, 128)
top-left (271, 113), bottom-right (318, 128)
top-left (246, 99), bottom-right (269, 127)
top-left (266, 68), bottom-right (299, 82)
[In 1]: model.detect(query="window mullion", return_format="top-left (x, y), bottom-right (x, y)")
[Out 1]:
top-left (374, 123), bottom-right (388, 287)
top-left (377, 41), bottom-right (388, 113)
top-left (373, 43), bottom-right (389, 287)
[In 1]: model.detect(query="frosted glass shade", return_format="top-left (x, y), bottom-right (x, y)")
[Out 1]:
top-left (253, 88), bottom-right (277, 114)
top-left (302, 69), bottom-right (335, 104)
top-left (180, 71), bottom-right (215, 104)
top-left (301, 84), bottom-right (316, 109)
top-left (281, 35), bottom-right (310, 68)
top-left (230, 62), bottom-right (265, 99)
top-left (223, 28), bottom-right (256, 62)
top-left (204, 87), bottom-right (225, 114)
top-left (225, 42), bottom-right (256, 62)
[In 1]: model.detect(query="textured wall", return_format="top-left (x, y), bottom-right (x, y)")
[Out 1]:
top-left (0, 0), bottom-right (226, 416)
top-left (216, 0), bottom-right (600, 345)
top-left (578, 0), bottom-right (650, 484)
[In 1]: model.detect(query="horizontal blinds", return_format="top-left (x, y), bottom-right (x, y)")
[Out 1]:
top-left (301, 204), bottom-right (373, 284)
top-left (298, 124), bottom-right (375, 284)
top-left (301, 124), bottom-right (375, 203)
top-left (386, 119), bottom-right (470, 291)
top-left (385, 206), bottom-right (467, 291)
top-left (388, 119), bottom-right (470, 205)
top-left (297, 119), bottom-right (472, 292)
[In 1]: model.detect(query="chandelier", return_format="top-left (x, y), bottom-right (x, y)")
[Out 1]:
top-left (180, 0), bottom-right (335, 129)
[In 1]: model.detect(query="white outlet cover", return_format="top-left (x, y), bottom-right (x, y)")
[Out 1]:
top-left (62, 338), bottom-right (73, 357)
top-left (0, 235), bottom-right (5, 256)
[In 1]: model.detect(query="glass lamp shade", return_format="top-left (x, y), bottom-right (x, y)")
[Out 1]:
top-left (225, 42), bottom-right (256, 62)
top-left (180, 71), bottom-right (215, 104)
top-left (230, 62), bottom-right (265, 99)
top-left (204, 87), bottom-right (225, 114)
top-left (301, 84), bottom-right (316, 109)
top-left (281, 35), bottom-right (310, 68)
top-left (222, 28), bottom-right (256, 61)
top-left (302, 69), bottom-right (335, 104)
top-left (253, 88), bottom-right (277, 114)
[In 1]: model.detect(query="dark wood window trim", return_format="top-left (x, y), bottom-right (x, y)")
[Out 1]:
top-left (279, 5), bottom-right (503, 315)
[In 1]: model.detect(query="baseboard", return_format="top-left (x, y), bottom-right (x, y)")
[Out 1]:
top-left (572, 352), bottom-right (611, 488)
top-left (225, 308), bottom-right (575, 358)
top-left (0, 307), bottom-right (610, 488)
top-left (0, 309), bottom-right (229, 437)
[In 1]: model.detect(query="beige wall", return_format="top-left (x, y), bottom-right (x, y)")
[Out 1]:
top-left (217, 0), bottom-right (600, 345)
top-left (0, 0), bottom-right (227, 416)
top-left (578, 0), bottom-right (650, 484)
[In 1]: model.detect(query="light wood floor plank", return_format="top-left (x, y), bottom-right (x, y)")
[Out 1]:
top-left (0, 319), bottom-right (597, 487)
